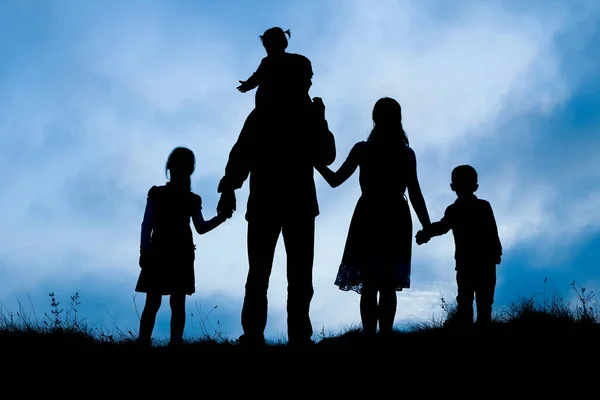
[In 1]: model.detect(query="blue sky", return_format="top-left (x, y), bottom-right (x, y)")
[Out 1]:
top-left (1, 0), bottom-right (599, 343)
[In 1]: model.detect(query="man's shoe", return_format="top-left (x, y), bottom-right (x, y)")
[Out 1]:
top-left (287, 338), bottom-right (315, 349)
top-left (236, 334), bottom-right (267, 349)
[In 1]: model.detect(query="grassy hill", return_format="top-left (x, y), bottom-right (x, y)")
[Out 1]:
top-left (1, 281), bottom-right (598, 358)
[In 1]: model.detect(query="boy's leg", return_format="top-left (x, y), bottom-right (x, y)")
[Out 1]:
top-left (454, 268), bottom-right (475, 324)
top-left (138, 293), bottom-right (162, 344)
top-left (169, 293), bottom-right (187, 345)
top-left (475, 265), bottom-right (497, 325)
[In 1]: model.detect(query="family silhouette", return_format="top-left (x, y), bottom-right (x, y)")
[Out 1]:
top-left (134, 26), bottom-right (503, 348)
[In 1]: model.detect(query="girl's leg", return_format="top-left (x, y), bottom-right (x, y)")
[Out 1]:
top-left (377, 287), bottom-right (397, 336)
top-left (138, 293), bottom-right (162, 344)
top-left (360, 284), bottom-right (378, 337)
top-left (169, 293), bottom-right (187, 345)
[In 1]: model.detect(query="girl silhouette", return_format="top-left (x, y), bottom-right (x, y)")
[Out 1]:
top-left (135, 147), bottom-right (229, 347)
top-left (316, 97), bottom-right (431, 338)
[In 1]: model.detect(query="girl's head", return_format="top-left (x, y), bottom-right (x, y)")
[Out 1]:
top-left (368, 97), bottom-right (409, 146)
top-left (165, 146), bottom-right (195, 190)
top-left (260, 27), bottom-right (291, 55)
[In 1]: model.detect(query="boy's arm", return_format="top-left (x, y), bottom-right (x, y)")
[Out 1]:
top-left (425, 206), bottom-right (453, 238)
top-left (487, 202), bottom-right (502, 263)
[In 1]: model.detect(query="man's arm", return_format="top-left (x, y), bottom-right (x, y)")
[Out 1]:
top-left (217, 110), bottom-right (257, 194)
top-left (311, 97), bottom-right (336, 167)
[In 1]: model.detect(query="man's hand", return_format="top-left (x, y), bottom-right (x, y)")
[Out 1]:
top-left (217, 190), bottom-right (236, 218)
top-left (312, 97), bottom-right (325, 120)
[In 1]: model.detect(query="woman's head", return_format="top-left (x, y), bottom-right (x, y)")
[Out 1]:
top-left (260, 27), bottom-right (291, 55)
top-left (368, 97), bottom-right (409, 146)
top-left (165, 146), bottom-right (195, 190)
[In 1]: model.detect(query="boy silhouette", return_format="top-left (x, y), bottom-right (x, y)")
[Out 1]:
top-left (416, 164), bottom-right (502, 325)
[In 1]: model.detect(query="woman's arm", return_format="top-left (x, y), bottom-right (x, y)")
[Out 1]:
top-left (406, 148), bottom-right (431, 228)
top-left (315, 142), bottom-right (361, 188)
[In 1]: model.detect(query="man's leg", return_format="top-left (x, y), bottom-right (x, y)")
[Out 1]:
top-left (475, 265), bottom-right (497, 325)
top-left (282, 218), bottom-right (315, 345)
top-left (240, 219), bottom-right (282, 344)
top-left (454, 269), bottom-right (475, 325)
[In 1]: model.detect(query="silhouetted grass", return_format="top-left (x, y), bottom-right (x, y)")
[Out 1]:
top-left (1, 280), bottom-right (598, 356)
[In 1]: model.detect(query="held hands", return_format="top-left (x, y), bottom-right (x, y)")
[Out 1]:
top-left (415, 229), bottom-right (430, 246)
top-left (217, 190), bottom-right (236, 219)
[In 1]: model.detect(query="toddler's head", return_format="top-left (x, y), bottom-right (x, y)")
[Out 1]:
top-left (260, 27), bottom-right (291, 55)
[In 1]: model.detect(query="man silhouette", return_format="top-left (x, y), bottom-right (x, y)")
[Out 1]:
top-left (217, 97), bottom-right (336, 347)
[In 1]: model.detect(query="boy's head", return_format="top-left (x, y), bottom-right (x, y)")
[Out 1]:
top-left (450, 164), bottom-right (478, 195)
top-left (260, 27), bottom-right (290, 55)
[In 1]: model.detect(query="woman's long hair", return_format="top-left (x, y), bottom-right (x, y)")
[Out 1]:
top-left (165, 147), bottom-right (196, 191)
top-left (367, 97), bottom-right (409, 147)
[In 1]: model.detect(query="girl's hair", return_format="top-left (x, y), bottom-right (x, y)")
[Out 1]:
top-left (259, 27), bottom-right (291, 51)
top-left (165, 146), bottom-right (196, 190)
top-left (367, 97), bottom-right (409, 146)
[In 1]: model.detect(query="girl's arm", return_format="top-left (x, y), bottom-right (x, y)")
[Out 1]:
top-left (140, 198), bottom-right (154, 251)
top-left (315, 142), bottom-right (361, 188)
top-left (192, 199), bottom-right (227, 235)
top-left (406, 148), bottom-right (431, 228)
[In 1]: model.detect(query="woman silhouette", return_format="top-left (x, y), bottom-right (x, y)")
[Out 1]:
top-left (316, 97), bottom-right (431, 338)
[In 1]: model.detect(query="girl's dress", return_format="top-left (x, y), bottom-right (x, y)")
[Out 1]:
top-left (135, 182), bottom-right (201, 296)
top-left (334, 141), bottom-right (414, 294)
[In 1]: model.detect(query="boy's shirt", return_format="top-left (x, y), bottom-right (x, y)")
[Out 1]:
top-left (427, 194), bottom-right (502, 270)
